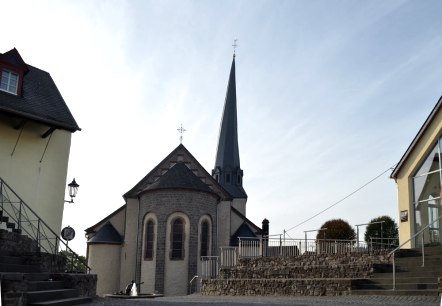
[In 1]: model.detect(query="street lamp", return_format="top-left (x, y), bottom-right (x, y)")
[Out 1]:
top-left (64, 178), bottom-right (79, 204)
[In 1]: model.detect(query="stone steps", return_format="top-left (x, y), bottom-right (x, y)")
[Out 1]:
top-left (0, 230), bottom-right (94, 305)
top-left (28, 281), bottom-right (66, 291)
top-left (27, 289), bottom-right (79, 304)
top-left (351, 289), bottom-right (439, 296)
top-left (351, 246), bottom-right (442, 296)
top-left (28, 296), bottom-right (93, 306)
top-left (353, 278), bottom-right (438, 290)
top-left (0, 210), bottom-right (22, 234)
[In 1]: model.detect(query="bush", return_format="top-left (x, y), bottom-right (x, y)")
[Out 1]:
top-left (316, 219), bottom-right (356, 240)
top-left (364, 215), bottom-right (398, 247)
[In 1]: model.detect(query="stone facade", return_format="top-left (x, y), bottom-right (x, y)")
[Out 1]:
top-left (201, 252), bottom-right (391, 296)
top-left (136, 189), bottom-right (218, 295)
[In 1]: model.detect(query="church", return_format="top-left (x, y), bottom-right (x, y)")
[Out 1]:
top-left (85, 54), bottom-right (265, 296)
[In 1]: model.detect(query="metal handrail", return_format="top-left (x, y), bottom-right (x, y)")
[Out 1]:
top-left (369, 237), bottom-right (399, 250)
top-left (188, 275), bottom-right (199, 294)
top-left (388, 212), bottom-right (442, 290)
top-left (0, 177), bottom-right (90, 273)
top-left (238, 236), bottom-right (377, 257)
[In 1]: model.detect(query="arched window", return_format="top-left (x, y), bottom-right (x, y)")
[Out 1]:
top-left (171, 218), bottom-right (184, 260)
top-left (144, 219), bottom-right (155, 260)
top-left (200, 220), bottom-right (209, 257)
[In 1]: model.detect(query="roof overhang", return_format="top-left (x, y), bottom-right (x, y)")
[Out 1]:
top-left (391, 95), bottom-right (442, 179)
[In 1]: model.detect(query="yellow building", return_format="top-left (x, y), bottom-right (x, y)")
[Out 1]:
top-left (0, 48), bottom-right (80, 235)
top-left (391, 96), bottom-right (442, 248)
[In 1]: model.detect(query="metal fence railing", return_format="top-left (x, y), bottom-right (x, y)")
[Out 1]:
top-left (200, 236), bottom-right (397, 280)
top-left (369, 237), bottom-right (399, 250)
top-left (239, 237), bottom-right (372, 257)
top-left (0, 177), bottom-right (90, 273)
top-left (201, 256), bottom-right (219, 279)
top-left (219, 247), bottom-right (237, 268)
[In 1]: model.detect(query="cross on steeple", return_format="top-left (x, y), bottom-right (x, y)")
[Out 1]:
top-left (232, 39), bottom-right (238, 56)
top-left (177, 124), bottom-right (186, 144)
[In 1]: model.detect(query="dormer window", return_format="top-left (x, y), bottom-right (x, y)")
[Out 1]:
top-left (0, 69), bottom-right (18, 95)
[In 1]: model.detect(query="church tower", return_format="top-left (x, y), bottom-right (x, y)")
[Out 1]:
top-left (213, 55), bottom-right (247, 213)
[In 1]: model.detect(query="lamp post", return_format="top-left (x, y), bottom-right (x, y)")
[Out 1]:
top-left (64, 178), bottom-right (79, 204)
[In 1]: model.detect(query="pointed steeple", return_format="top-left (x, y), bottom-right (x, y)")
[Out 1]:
top-left (212, 55), bottom-right (247, 199)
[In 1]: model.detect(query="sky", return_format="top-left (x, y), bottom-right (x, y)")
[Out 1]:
top-left (2, 0), bottom-right (442, 255)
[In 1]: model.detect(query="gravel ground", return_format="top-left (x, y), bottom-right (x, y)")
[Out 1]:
top-left (82, 294), bottom-right (441, 306)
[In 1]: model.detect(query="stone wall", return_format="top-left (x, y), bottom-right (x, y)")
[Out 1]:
top-left (137, 189), bottom-right (218, 295)
top-left (0, 229), bottom-right (96, 305)
top-left (0, 230), bottom-right (38, 255)
top-left (1, 273), bottom-right (97, 306)
top-left (201, 251), bottom-right (391, 296)
top-left (1, 274), bottom-right (26, 306)
top-left (51, 273), bottom-right (97, 297)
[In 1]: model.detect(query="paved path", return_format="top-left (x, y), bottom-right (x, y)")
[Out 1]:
top-left (83, 294), bottom-right (441, 306)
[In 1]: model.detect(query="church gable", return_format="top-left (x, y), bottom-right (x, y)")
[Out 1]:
top-left (146, 162), bottom-right (214, 193)
top-left (230, 223), bottom-right (257, 246)
top-left (124, 144), bottom-right (231, 200)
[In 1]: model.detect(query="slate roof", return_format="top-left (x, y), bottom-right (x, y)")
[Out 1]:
top-left (231, 206), bottom-right (262, 234)
top-left (213, 55), bottom-right (247, 199)
top-left (85, 204), bottom-right (126, 234)
top-left (0, 49), bottom-right (80, 132)
top-left (145, 161), bottom-right (214, 193)
top-left (87, 222), bottom-right (123, 245)
top-left (230, 223), bottom-right (258, 246)
top-left (124, 144), bottom-right (231, 200)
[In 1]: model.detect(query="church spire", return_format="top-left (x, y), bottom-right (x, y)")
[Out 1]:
top-left (212, 55), bottom-right (247, 199)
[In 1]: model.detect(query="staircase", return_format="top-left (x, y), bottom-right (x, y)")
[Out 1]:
top-left (352, 246), bottom-right (442, 296)
top-left (0, 229), bottom-right (93, 305)
top-left (0, 209), bottom-right (21, 234)
top-left (0, 178), bottom-right (95, 306)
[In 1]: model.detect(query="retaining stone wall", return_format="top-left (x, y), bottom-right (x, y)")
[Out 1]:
top-left (1, 274), bottom-right (26, 306)
top-left (52, 273), bottom-right (97, 297)
top-left (0, 229), bottom-right (96, 305)
top-left (0, 230), bottom-right (38, 255)
top-left (1, 273), bottom-right (97, 306)
top-left (201, 251), bottom-right (390, 296)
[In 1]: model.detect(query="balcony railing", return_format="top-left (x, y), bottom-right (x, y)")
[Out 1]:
top-left (0, 177), bottom-right (90, 273)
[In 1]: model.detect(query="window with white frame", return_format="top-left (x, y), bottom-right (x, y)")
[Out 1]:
top-left (0, 69), bottom-right (19, 94)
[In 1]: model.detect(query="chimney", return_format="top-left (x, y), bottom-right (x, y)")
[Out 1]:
top-left (262, 218), bottom-right (269, 238)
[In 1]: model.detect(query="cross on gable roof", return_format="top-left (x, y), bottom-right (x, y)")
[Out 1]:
top-left (124, 144), bottom-right (232, 200)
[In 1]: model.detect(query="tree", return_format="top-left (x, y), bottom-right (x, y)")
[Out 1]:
top-left (364, 215), bottom-right (398, 247)
top-left (59, 250), bottom-right (88, 273)
top-left (316, 219), bottom-right (356, 240)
